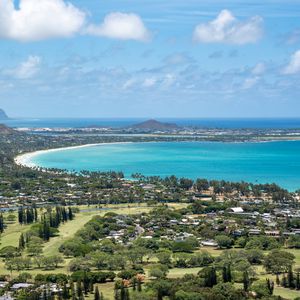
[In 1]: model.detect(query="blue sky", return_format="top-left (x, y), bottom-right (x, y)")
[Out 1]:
top-left (0, 0), bottom-right (300, 118)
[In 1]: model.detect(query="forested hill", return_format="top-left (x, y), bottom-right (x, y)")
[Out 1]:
top-left (129, 119), bottom-right (179, 131)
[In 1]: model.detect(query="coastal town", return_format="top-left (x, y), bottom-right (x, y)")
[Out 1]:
top-left (0, 123), bottom-right (299, 299)
top-left (1, 0), bottom-right (300, 298)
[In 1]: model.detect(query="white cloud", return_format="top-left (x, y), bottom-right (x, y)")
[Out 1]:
top-left (283, 50), bottom-right (300, 74)
top-left (85, 12), bottom-right (151, 41)
top-left (193, 10), bottom-right (263, 45)
top-left (162, 73), bottom-right (176, 88)
top-left (285, 29), bottom-right (300, 45)
top-left (242, 76), bottom-right (260, 89)
top-left (122, 78), bottom-right (136, 90)
top-left (11, 56), bottom-right (41, 79)
top-left (143, 77), bottom-right (157, 87)
top-left (252, 62), bottom-right (266, 75)
top-left (0, 0), bottom-right (86, 42)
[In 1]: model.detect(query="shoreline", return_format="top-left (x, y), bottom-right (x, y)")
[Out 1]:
top-left (14, 142), bottom-right (133, 169)
top-left (14, 138), bottom-right (300, 170)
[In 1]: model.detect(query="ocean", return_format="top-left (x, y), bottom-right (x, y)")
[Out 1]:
top-left (28, 141), bottom-right (300, 191)
top-left (3, 117), bottom-right (300, 129)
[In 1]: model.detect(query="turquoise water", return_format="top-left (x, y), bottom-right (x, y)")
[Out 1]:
top-left (30, 141), bottom-right (300, 191)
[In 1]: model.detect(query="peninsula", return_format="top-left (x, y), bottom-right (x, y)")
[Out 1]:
top-left (0, 108), bottom-right (8, 120)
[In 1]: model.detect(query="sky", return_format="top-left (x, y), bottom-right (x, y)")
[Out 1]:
top-left (0, 0), bottom-right (300, 118)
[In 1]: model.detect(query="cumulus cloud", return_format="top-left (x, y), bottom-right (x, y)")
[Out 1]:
top-left (283, 50), bottom-right (300, 74)
top-left (0, 0), bottom-right (86, 42)
top-left (6, 56), bottom-right (41, 79)
top-left (193, 10), bottom-right (263, 45)
top-left (85, 12), bottom-right (151, 41)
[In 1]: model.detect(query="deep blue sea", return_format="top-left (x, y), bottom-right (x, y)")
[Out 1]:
top-left (29, 141), bottom-right (300, 191)
top-left (3, 117), bottom-right (300, 129)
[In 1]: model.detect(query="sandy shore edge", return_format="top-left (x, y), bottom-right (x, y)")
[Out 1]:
top-left (14, 142), bottom-right (132, 169)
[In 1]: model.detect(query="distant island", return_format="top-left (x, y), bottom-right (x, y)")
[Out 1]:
top-left (0, 108), bottom-right (8, 120)
top-left (129, 119), bottom-right (179, 131)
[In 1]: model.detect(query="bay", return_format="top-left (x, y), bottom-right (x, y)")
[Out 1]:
top-left (28, 141), bottom-right (300, 191)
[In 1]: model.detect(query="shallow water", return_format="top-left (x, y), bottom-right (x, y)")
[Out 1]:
top-left (27, 141), bottom-right (300, 191)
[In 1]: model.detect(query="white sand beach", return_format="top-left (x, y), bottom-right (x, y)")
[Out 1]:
top-left (14, 142), bottom-right (132, 169)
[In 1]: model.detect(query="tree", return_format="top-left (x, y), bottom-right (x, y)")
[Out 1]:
top-left (179, 178), bottom-right (193, 190)
top-left (17, 272), bottom-right (32, 282)
top-left (77, 281), bottom-right (83, 298)
top-left (94, 286), bottom-right (100, 300)
top-left (201, 266), bottom-right (217, 287)
top-left (27, 237), bottom-right (43, 256)
top-left (42, 256), bottom-right (64, 270)
top-left (62, 283), bottom-right (69, 299)
top-left (0, 214), bottom-right (4, 233)
top-left (281, 274), bottom-right (287, 287)
top-left (156, 250), bottom-right (172, 266)
top-left (42, 217), bottom-right (51, 241)
top-left (149, 264), bottom-right (169, 279)
top-left (92, 252), bottom-right (109, 270)
top-left (243, 271), bottom-right (250, 292)
top-left (126, 247), bottom-right (148, 265)
top-left (266, 278), bottom-right (274, 295)
top-left (264, 250), bottom-right (295, 274)
top-left (6, 214), bottom-right (16, 223)
top-left (18, 207), bottom-right (24, 224)
top-left (195, 179), bottom-right (209, 192)
top-left (287, 266), bottom-right (295, 288)
top-left (68, 207), bottom-right (74, 220)
top-left (212, 282), bottom-right (243, 300)
top-left (287, 235), bottom-right (300, 249)
top-left (215, 235), bottom-right (233, 249)
top-left (296, 271), bottom-right (300, 290)
top-left (222, 265), bottom-right (232, 283)
top-left (172, 238), bottom-right (198, 253)
top-left (151, 280), bottom-right (173, 300)
top-left (117, 270), bottom-right (138, 280)
top-left (252, 280), bottom-right (272, 298)
top-left (51, 255), bottom-right (64, 268)
top-left (245, 249), bottom-right (264, 264)
top-left (19, 233), bottom-right (25, 250)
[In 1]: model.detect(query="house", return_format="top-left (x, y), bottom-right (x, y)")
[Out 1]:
top-left (135, 225), bottom-right (145, 235)
top-left (248, 229), bottom-right (261, 235)
top-left (265, 230), bottom-right (280, 237)
top-left (11, 283), bottom-right (33, 290)
top-left (0, 294), bottom-right (14, 300)
top-left (201, 240), bottom-right (218, 247)
top-left (229, 207), bottom-right (244, 213)
top-left (0, 282), bottom-right (8, 288)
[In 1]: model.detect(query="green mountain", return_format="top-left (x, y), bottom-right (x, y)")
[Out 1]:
top-left (130, 119), bottom-right (179, 131)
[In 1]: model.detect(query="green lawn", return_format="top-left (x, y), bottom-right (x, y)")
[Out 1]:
top-left (167, 267), bottom-right (202, 278)
top-left (273, 286), bottom-right (300, 299)
top-left (0, 221), bottom-right (31, 249)
top-left (85, 282), bottom-right (115, 300)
